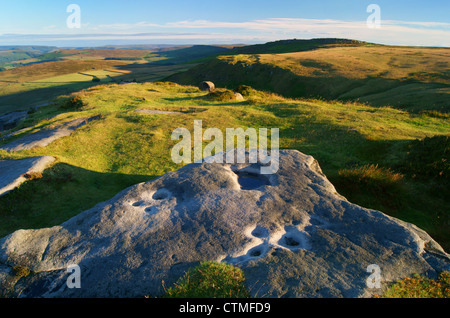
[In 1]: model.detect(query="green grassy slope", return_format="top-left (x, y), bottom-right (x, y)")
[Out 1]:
top-left (167, 41), bottom-right (450, 113)
top-left (0, 82), bottom-right (449, 252)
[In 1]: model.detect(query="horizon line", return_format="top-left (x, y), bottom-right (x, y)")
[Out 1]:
top-left (1, 37), bottom-right (450, 50)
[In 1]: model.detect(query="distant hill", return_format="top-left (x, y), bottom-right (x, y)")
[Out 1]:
top-left (0, 50), bottom-right (40, 64)
top-left (145, 45), bottom-right (232, 65)
top-left (167, 39), bottom-right (450, 113)
top-left (0, 45), bottom-right (234, 70)
top-left (84, 44), bottom-right (189, 51)
top-left (0, 46), bottom-right (57, 53)
top-left (0, 46), bottom-right (64, 70)
top-left (226, 38), bottom-right (370, 54)
top-left (0, 47), bottom-right (157, 71)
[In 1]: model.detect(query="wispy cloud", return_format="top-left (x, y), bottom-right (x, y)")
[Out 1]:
top-left (384, 20), bottom-right (450, 28)
top-left (1, 17), bottom-right (449, 47)
top-left (91, 17), bottom-right (450, 33)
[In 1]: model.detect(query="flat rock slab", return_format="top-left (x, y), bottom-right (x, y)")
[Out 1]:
top-left (0, 149), bottom-right (448, 298)
top-left (0, 156), bottom-right (55, 197)
top-left (0, 128), bottom-right (30, 141)
top-left (134, 109), bottom-right (182, 115)
top-left (0, 116), bottom-right (100, 152)
top-left (0, 111), bottom-right (28, 132)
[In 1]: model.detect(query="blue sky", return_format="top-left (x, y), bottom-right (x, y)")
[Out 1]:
top-left (0, 0), bottom-right (449, 47)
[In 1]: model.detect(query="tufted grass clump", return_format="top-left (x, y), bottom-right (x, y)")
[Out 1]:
top-left (234, 85), bottom-right (261, 97)
top-left (338, 164), bottom-right (404, 186)
top-left (61, 95), bottom-right (85, 110)
top-left (334, 164), bottom-right (406, 213)
top-left (337, 164), bottom-right (404, 196)
top-left (207, 89), bottom-right (237, 102)
top-left (164, 261), bottom-right (250, 298)
top-left (22, 171), bottom-right (43, 181)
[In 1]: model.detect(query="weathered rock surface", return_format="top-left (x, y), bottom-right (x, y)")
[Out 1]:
top-left (0, 156), bottom-right (55, 197)
top-left (0, 127), bottom-right (31, 141)
top-left (0, 150), bottom-right (448, 298)
top-left (0, 116), bottom-right (100, 152)
top-left (0, 111), bottom-right (28, 132)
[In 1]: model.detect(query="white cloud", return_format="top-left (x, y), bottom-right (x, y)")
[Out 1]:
top-left (1, 17), bottom-right (449, 47)
top-left (86, 18), bottom-right (450, 46)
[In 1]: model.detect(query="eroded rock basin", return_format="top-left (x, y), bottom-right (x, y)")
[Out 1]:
top-left (235, 171), bottom-right (270, 190)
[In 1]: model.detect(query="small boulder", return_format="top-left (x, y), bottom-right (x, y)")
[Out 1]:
top-left (200, 81), bottom-right (215, 92)
top-left (234, 92), bottom-right (245, 101)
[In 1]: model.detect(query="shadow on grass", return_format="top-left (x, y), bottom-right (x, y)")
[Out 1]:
top-left (0, 63), bottom-right (194, 116)
top-left (0, 162), bottom-right (155, 239)
top-left (0, 82), bottom-right (95, 115)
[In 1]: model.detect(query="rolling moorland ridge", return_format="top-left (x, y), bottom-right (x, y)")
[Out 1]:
top-left (0, 38), bottom-right (449, 298)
